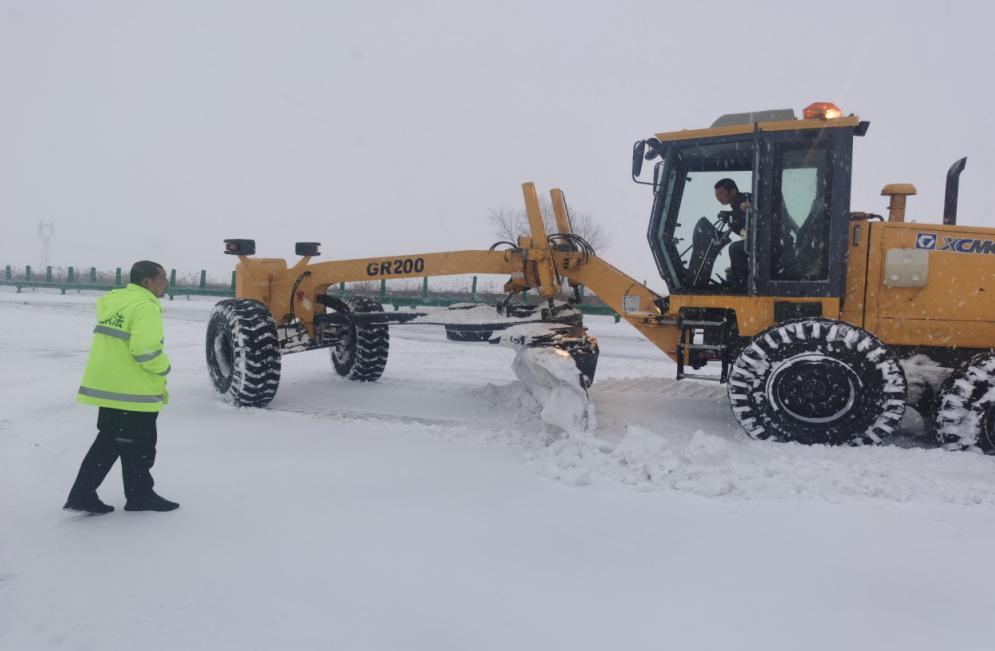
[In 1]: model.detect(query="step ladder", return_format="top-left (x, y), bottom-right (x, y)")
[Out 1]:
top-left (675, 313), bottom-right (733, 383)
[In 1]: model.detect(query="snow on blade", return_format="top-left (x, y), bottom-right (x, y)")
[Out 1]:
top-left (495, 323), bottom-right (595, 432)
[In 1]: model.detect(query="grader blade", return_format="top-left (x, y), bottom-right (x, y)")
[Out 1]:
top-left (491, 323), bottom-right (599, 432)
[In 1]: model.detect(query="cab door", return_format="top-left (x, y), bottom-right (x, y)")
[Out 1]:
top-left (751, 127), bottom-right (853, 298)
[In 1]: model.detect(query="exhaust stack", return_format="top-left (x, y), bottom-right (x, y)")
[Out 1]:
top-left (943, 157), bottom-right (968, 226)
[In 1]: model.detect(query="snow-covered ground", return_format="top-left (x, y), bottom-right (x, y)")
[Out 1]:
top-left (3, 287), bottom-right (995, 650)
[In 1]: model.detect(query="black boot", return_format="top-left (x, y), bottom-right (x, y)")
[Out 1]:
top-left (64, 494), bottom-right (114, 515)
top-left (124, 492), bottom-right (179, 512)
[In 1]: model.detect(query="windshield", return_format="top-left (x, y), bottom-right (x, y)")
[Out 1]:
top-left (648, 139), bottom-right (754, 292)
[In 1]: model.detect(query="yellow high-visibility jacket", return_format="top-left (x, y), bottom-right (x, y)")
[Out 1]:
top-left (77, 283), bottom-right (171, 412)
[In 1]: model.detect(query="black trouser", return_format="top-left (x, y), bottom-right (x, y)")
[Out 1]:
top-left (728, 240), bottom-right (748, 291)
top-left (68, 408), bottom-right (158, 501)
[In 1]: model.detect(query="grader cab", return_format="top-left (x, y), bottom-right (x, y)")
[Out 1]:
top-left (632, 101), bottom-right (989, 450)
top-left (207, 101), bottom-right (994, 452)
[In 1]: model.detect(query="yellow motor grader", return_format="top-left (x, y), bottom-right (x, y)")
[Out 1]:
top-left (208, 101), bottom-right (994, 451)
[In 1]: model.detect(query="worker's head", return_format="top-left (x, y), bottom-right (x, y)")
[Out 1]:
top-left (714, 178), bottom-right (740, 206)
top-left (131, 260), bottom-right (168, 298)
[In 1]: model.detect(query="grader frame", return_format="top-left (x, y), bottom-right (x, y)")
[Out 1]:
top-left (226, 183), bottom-right (680, 359)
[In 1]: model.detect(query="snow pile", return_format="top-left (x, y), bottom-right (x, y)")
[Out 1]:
top-left (900, 353), bottom-right (952, 404)
top-left (527, 424), bottom-right (995, 505)
top-left (475, 374), bottom-right (995, 506)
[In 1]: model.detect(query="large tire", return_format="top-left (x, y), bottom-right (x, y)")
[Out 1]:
top-left (330, 296), bottom-right (389, 381)
top-left (934, 351), bottom-right (995, 452)
top-left (206, 299), bottom-right (281, 406)
top-left (727, 318), bottom-right (906, 445)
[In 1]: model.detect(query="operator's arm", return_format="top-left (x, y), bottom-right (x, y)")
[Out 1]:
top-left (719, 211), bottom-right (747, 236)
top-left (129, 302), bottom-right (171, 377)
top-left (731, 196), bottom-right (751, 235)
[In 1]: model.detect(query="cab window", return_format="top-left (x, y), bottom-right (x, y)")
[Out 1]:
top-left (649, 138), bottom-right (754, 292)
top-left (770, 146), bottom-right (832, 281)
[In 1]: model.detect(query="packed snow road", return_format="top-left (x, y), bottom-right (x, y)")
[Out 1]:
top-left (3, 288), bottom-right (995, 650)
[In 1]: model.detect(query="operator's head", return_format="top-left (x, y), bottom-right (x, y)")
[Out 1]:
top-left (131, 260), bottom-right (168, 298)
top-left (714, 178), bottom-right (739, 206)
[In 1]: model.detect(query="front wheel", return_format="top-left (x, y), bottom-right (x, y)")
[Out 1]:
top-left (727, 319), bottom-right (906, 445)
top-left (206, 299), bottom-right (281, 406)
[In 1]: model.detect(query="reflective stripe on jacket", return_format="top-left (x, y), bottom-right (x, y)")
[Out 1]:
top-left (77, 283), bottom-right (171, 412)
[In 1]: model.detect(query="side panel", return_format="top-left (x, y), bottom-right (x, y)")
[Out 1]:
top-left (839, 220), bottom-right (871, 327)
top-left (235, 258), bottom-right (287, 305)
top-left (865, 222), bottom-right (995, 348)
top-left (668, 295), bottom-right (840, 337)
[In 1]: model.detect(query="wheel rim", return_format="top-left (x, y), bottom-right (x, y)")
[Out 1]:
top-left (981, 404), bottom-right (995, 451)
top-left (766, 353), bottom-right (862, 425)
top-left (212, 329), bottom-right (234, 380)
top-left (332, 327), bottom-right (355, 366)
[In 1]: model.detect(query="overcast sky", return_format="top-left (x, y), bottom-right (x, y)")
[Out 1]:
top-left (2, 0), bottom-right (993, 291)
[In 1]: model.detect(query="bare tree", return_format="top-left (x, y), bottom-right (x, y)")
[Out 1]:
top-left (487, 195), bottom-right (610, 253)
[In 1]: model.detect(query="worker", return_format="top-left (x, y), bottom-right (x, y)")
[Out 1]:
top-left (714, 178), bottom-right (752, 292)
top-left (64, 261), bottom-right (180, 514)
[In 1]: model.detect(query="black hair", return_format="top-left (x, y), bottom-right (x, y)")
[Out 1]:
top-left (130, 260), bottom-right (165, 286)
top-left (714, 178), bottom-right (738, 192)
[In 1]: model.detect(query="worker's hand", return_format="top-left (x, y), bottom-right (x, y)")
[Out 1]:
top-left (717, 210), bottom-right (732, 222)
top-left (739, 199), bottom-right (751, 212)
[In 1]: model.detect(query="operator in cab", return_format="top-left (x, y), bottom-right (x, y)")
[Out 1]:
top-left (714, 178), bottom-right (751, 292)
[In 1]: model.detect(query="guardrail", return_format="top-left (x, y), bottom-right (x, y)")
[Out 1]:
top-left (0, 265), bottom-right (232, 299)
top-left (1, 265), bottom-right (622, 320)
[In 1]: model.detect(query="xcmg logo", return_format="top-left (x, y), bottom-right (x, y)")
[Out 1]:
top-left (941, 238), bottom-right (995, 254)
top-left (917, 232), bottom-right (995, 254)
top-left (915, 233), bottom-right (937, 249)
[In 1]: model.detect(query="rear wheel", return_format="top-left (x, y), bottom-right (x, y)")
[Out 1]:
top-left (330, 296), bottom-right (390, 381)
top-left (727, 318), bottom-right (906, 445)
top-left (206, 299), bottom-right (281, 406)
top-left (934, 351), bottom-right (995, 452)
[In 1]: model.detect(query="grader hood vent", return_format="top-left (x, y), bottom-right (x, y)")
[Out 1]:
top-left (710, 108), bottom-right (795, 127)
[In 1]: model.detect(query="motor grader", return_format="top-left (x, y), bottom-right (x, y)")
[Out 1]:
top-left (207, 101), bottom-right (994, 451)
